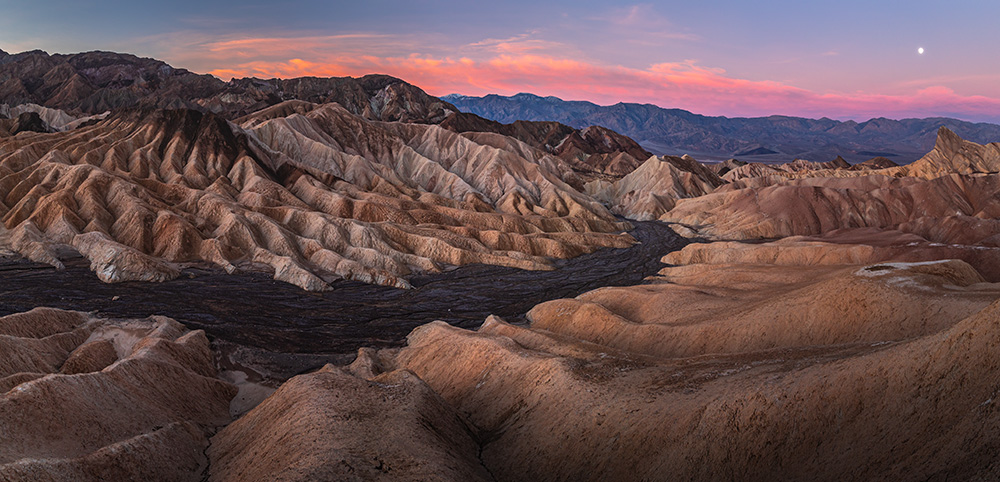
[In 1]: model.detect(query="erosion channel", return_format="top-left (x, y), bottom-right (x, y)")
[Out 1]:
top-left (0, 221), bottom-right (684, 380)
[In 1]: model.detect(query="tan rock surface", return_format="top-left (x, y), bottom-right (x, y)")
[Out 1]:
top-left (718, 127), bottom-right (999, 182)
top-left (324, 261), bottom-right (1000, 481)
top-left (0, 308), bottom-right (236, 481)
top-left (0, 103), bottom-right (102, 132)
top-left (529, 260), bottom-right (994, 358)
top-left (438, 112), bottom-right (650, 184)
top-left (888, 126), bottom-right (1000, 179)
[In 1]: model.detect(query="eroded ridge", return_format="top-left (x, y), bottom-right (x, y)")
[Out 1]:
top-left (1, 104), bottom-right (632, 290)
top-left (0, 308), bottom-right (235, 481)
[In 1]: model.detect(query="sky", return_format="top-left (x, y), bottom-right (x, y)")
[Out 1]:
top-left (2, 0), bottom-right (1000, 122)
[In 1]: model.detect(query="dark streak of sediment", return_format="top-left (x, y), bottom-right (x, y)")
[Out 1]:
top-left (0, 221), bottom-right (684, 379)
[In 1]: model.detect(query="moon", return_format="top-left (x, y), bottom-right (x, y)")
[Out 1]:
top-left (918, 47), bottom-right (925, 54)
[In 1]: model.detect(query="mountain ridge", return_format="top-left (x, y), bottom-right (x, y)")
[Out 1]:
top-left (443, 93), bottom-right (1000, 163)
top-left (0, 49), bottom-right (456, 122)
top-left (0, 49), bottom-right (652, 181)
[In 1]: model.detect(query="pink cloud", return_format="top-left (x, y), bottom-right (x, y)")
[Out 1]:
top-left (195, 38), bottom-right (1000, 122)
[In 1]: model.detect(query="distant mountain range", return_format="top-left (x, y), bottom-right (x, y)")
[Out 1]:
top-left (443, 93), bottom-right (1000, 163)
top-left (7, 48), bottom-right (998, 166)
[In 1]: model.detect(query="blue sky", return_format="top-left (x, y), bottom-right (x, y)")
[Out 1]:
top-left (3, 1), bottom-right (1000, 121)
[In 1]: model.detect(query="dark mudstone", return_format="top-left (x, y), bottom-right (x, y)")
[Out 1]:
top-left (0, 221), bottom-right (684, 378)
top-left (11, 112), bottom-right (50, 134)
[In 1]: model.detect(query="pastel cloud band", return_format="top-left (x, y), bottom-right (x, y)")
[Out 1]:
top-left (188, 37), bottom-right (1000, 123)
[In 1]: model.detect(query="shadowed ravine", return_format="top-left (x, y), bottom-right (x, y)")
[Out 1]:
top-left (0, 221), bottom-right (684, 379)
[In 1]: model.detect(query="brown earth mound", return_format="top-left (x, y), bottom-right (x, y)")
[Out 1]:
top-left (0, 308), bottom-right (235, 481)
top-left (209, 365), bottom-right (492, 481)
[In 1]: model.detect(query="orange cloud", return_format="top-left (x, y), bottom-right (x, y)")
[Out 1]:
top-left (192, 37), bottom-right (1000, 122)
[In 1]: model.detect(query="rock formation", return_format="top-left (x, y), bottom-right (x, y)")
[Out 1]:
top-left (707, 158), bottom-right (746, 176)
top-left (0, 308), bottom-right (235, 481)
top-left (6, 49), bottom-right (1000, 482)
top-left (661, 129), bottom-right (1000, 250)
top-left (663, 172), bottom-right (1000, 242)
top-left (889, 126), bottom-right (1000, 178)
top-left (209, 365), bottom-right (492, 481)
top-left (664, 228), bottom-right (1000, 281)
top-left (0, 103), bottom-right (632, 290)
top-left (585, 154), bottom-right (724, 220)
top-left (847, 156), bottom-right (898, 170)
top-left (439, 111), bottom-right (650, 183)
top-left (0, 49), bottom-right (453, 123)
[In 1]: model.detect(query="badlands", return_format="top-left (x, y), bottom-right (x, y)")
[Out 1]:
top-left (2, 50), bottom-right (1000, 481)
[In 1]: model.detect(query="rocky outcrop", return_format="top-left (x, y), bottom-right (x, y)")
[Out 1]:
top-left (440, 112), bottom-right (649, 184)
top-left (657, 130), bottom-right (1000, 252)
top-left (720, 161), bottom-right (787, 182)
top-left (847, 156), bottom-right (898, 170)
top-left (776, 156), bottom-right (850, 172)
top-left (585, 155), bottom-right (724, 220)
top-left (663, 171), bottom-right (1000, 244)
top-left (708, 158), bottom-right (746, 176)
top-left (9, 112), bottom-right (51, 134)
top-left (890, 126), bottom-right (1000, 178)
top-left (665, 228), bottom-right (1000, 281)
top-left (0, 103), bottom-right (105, 134)
top-left (0, 308), bottom-right (236, 481)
